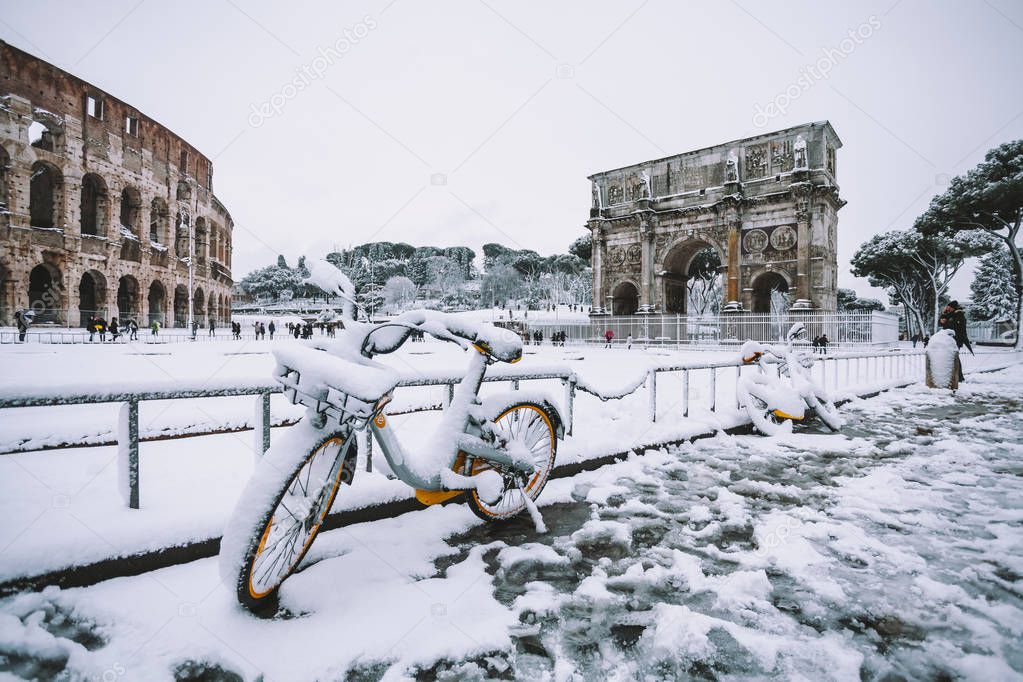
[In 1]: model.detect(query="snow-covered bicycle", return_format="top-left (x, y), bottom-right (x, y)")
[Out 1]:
top-left (737, 323), bottom-right (844, 435)
top-left (220, 264), bottom-right (564, 612)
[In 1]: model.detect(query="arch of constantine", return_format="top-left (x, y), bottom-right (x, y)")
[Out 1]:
top-left (587, 121), bottom-right (844, 315)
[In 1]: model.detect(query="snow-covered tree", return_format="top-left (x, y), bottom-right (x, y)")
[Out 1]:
top-left (382, 276), bottom-right (418, 312)
top-left (969, 246), bottom-right (1019, 322)
top-left (851, 231), bottom-right (933, 336)
top-left (915, 139), bottom-right (1023, 348)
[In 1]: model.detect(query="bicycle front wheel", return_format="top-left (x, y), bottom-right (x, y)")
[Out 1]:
top-left (466, 402), bottom-right (557, 522)
top-left (221, 425), bottom-right (355, 613)
top-left (807, 393), bottom-right (843, 431)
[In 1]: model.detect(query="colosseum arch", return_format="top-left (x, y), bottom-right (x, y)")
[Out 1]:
top-left (176, 179), bottom-right (191, 203)
top-left (28, 262), bottom-right (64, 323)
top-left (29, 161), bottom-right (63, 228)
top-left (79, 173), bottom-right (109, 236)
top-left (149, 197), bottom-right (168, 244)
top-left (119, 185), bottom-right (142, 236)
top-left (173, 284), bottom-right (188, 327)
top-left (175, 211), bottom-right (190, 258)
top-left (78, 269), bottom-right (107, 327)
top-left (28, 113), bottom-right (65, 154)
top-left (193, 287), bottom-right (205, 324)
top-left (116, 274), bottom-right (141, 322)
top-left (194, 217), bottom-right (207, 264)
top-left (0, 260), bottom-right (12, 326)
top-left (147, 280), bottom-right (166, 326)
top-left (207, 292), bottom-right (217, 325)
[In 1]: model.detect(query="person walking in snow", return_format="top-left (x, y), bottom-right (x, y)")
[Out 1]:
top-left (268, 321), bottom-right (275, 340)
top-left (191, 320), bottom-right (198, 339)
top-left (109, 317), bottom-right (120, 342)
top-left (208, 318), bottom-right (216, 337)
top-left (818, 334), bottom-right (829, 355)
top-left (15, 310), bottom-right (30, 342)
top-left (604, 329), bottom-right (614, 348)
top-left (96, 317), bottom-right (107, 343)
top-left (127, 319), bottom-right (139, 341)
top-left (626, 334), bottom-right (633, 350)
top-left (151, 319), bottom-right (160, 336)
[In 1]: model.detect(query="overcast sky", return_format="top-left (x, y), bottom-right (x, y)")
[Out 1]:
top-left (3, 0), bottom-right (1022, 301)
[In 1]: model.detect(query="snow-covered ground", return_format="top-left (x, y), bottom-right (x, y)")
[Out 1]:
top-left (0, 340), bottom-right (1017, 585)
top-left (1, 363), bottom-right (1021, 680)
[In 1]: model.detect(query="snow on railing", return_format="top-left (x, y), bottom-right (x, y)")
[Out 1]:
top-left (0, 348), bottom-right (943, 510)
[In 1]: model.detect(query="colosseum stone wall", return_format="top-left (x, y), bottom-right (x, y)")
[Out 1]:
top-left (0, 40), bottom-right (234, 329)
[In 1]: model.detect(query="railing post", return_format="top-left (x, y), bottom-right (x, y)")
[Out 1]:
top-left (254, 392), bottom-right (271, 458)
top-left (682, 369), bottom-right (690, 418)
top-left (118, 398), bottom-right (140, 509)
top-left (563, 376), bottom-right (575, 436)
top-left (735, 365), bottom-right (741, 409)
top-left (710, 367), bottom-right (717, 412)
top-left (647, 369), bottom-right (657, 422)
top-left (446, 383), bottom-right (455, 407)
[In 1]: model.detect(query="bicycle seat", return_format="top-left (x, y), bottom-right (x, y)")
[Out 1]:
top-left (472, 325), bottom-right (523, 363)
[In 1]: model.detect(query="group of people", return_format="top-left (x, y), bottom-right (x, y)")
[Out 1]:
top-left (602, 330), bottom-right (635, 349)
top-left (86, 315), bottom-right (140, 343)
top-left (811, 334), bottom-right (830, 354)
top-left (526, 330), bottom-right (568, 346)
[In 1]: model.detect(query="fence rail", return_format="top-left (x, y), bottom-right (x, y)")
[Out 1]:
top-left (0, 347), bottom-right (939, 510)
top-left (520, 311), bottom-right (901, 347)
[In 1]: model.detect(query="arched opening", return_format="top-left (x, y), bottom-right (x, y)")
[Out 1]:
top-left (176, 180), bottom-right (191, 203)
top-left (173, 284), bottom-right (188, 327)
top-left (28, 117), bottom-right (63, 153)
top-left (28, 263), bottom-right (62, 323)
top-left (611, 281), bottom-right (639, 316)
top-left (78, 270), bottom-right (107, 327)
top-left (194, 217), bottom-right (207, 265)
top-left (116, 275), bottom-right (140, 322)
top-left (149, 197), bottom-right (168, 243)
top-left (29, 161), bottom-right (62, 228)
top-left (175, 211), bottom-right (190, 258)
top-left (207, 292), bottom-right (216, 326)
top-left (119, 186), bottom-right (142, 235)
top-left (148, 281), bottom-right (166, 326)
top-left (193, 288), bottom-right (205, 325)
top-left (661, 240), bottom-right (724, 315)
top-left (0, 146), bottom-right (10, 210)
top-left (751, 271), bottom-right (789, 314)
top-left (79, 173), bottom-right (109, 237)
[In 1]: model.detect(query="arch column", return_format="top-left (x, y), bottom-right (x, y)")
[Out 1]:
top-left (722, 212), bottom-right (742, 312)
top-left (791, 186), bottom-right (813, 309)
top-left (590, 224), bottom-right (606, 312)
top-left (639, 217), bottom-right (655, 311)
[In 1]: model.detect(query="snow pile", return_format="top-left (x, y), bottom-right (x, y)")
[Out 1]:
top-left (926, 329), bottom-right (959, 388)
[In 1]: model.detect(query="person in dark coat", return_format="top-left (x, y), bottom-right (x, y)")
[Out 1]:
top-left (15, 310), bottom-right (30, 342)
top-left (268, 321), bottom-right (276, 340)
top-left (127, 319), bottom-right (139, 341)
top-left (818, 334), bottom-right (829, 355)
top-left (939, 301), bottom-right (974, 356)
top-left (109, 317), bottom-right (120, 342)
top-left (96, 317), bottom-right (108, 342)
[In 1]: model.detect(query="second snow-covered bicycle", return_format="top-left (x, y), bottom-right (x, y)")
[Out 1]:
top-left (738, 322), bottom-right (844, 435)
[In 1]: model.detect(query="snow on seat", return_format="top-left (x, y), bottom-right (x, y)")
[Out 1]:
top-left (273, 344), bottom-right (399, 403)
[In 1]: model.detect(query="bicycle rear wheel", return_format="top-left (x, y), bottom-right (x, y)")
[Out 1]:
top-left (466, 402), bottom-right (556, 521)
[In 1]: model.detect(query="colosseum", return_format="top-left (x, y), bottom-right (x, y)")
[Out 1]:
top-left (0, 40), bottom-right (233, 329)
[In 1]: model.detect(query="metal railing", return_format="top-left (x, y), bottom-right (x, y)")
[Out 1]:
top-left (520, 311), bottom-right (901, 347)
top-left (0, 347), bottom-right (945, 510)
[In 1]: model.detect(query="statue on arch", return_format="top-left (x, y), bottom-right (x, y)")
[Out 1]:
top-left (725, 151), bottom-right (739, 183)
top-left (794, 134), bottom-right (808, 170)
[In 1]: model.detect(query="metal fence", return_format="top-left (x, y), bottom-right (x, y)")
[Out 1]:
top-left (522, 311), bottom-right (900, 347)
top-left (0, 347), bottom-right (936, 510)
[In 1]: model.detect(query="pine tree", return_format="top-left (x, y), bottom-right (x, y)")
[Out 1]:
top-left (969, 247), bottom-right (1019, 322)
